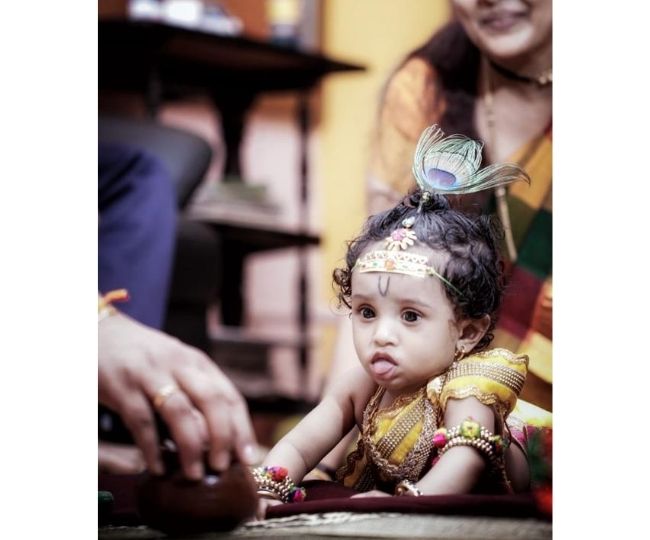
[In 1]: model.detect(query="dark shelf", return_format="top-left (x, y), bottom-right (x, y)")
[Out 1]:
top-left (210, 325), bottom-right (309, 349)
top-left (194, 217), bottom-right (320, 254)
top-left (99, 18), bottom-right (365, 96)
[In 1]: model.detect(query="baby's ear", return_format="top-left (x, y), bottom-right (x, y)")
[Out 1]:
top-left (456, 315), bottom-right (491, 353)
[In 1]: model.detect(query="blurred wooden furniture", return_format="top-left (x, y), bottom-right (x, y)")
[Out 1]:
top-left (99, 18), bottom-right (364, 405)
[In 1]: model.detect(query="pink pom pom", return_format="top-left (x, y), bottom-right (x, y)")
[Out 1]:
top-left (290, 487), bottom-right (306, 503)
top-left (432, 428), bottom-right (448, 448)
top-left (268, 466), bottom-right (288, 482)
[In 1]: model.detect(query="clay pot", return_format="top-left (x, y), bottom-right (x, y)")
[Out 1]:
top-left (136, 450), bottom-right (258, 535)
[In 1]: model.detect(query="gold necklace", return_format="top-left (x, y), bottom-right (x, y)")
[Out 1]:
top-left (482, 57), bottom-right (552, 263)
top-left (361, 385), bottom-right (437, 483)
top-left (488, 58), bottom-right (552, 87)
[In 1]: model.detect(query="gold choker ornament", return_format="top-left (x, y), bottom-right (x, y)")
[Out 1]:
top-left (488, 58), bottom-right (552, 87)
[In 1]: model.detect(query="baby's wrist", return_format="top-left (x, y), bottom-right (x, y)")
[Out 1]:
top-left (251, 466), bottom-right (306, 503)
top-left (307, 462), bottom-right (337, 481)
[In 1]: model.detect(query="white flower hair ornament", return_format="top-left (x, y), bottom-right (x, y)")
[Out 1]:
top-left (412, 125), bottom-right (530, 196)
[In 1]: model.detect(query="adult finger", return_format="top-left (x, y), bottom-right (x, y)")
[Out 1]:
top-left (212, 372), bottom-right (258, 465)
top-left (225, 388), bottom-right (258, 465)
top-left (176, 367), bottom-right (236, 472)
top-left (118, 393), bottom-right (163, 475)
top-left (148, 382), bottom-right (206, 480)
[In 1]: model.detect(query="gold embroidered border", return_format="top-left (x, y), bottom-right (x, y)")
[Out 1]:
top-left (375, 400), bottom-right (423, 457)
top-left (440, 384), bottom-right (510, 420)
top-left (362, 387), bottom-right (438, 485)
top-left (445, 362), bottom-right (526, 395)
top-left (468, 348), bottom-right (529, 366)
top-left (398, 397), bottom-right (438, 482)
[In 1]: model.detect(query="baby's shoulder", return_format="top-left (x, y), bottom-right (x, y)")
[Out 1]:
top-left (427, 348), bottom-right (529, 418)
top-left (328, 364), bottom-right (377, 424)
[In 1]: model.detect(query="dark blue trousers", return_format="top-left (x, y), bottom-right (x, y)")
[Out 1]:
top-left (98, 143), bottom-right (177, 329)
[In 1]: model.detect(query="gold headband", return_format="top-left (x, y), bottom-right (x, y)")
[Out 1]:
top-left (353, 250), bottom-right (463, 296)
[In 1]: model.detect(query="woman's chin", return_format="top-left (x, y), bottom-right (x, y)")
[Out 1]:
top-left (480, 32), bottom-right (543, 63)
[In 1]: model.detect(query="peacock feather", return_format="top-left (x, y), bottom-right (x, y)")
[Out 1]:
top-left (412, 125), bottom-right (530, 195)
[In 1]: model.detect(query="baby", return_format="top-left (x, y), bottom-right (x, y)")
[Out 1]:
top-left (252, 125), bottom-right (531, 516)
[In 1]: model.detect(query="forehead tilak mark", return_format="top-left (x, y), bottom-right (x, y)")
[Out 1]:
top-left (378, 275), bottom-right (390, 297)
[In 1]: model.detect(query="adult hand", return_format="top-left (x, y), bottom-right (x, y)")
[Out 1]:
top-left (98, 312), bottom-right (259, 480)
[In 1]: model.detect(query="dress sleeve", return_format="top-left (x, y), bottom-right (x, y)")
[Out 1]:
top-left (428, 348), bottom-right (529, 422)
top-left (368, 58), bottom-right (446, 199)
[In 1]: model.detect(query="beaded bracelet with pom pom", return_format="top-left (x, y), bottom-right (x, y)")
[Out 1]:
top-left (251, 466), bottom-right (306, 503)
top-left (432, 418), bottom-right (512, 489)
top-left (432, 417), bottom-right (509, 464)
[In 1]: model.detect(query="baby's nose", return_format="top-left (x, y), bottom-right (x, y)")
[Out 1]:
top-left (373, 318), bottom-right (398, 346)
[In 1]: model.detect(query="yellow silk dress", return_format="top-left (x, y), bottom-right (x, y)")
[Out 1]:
top-left (337, 348), bottom-right (530, 494)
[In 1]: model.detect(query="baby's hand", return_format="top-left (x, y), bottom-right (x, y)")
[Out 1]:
top-left (254, 497), bottom-right (283, 520)
top-left (350, 489), bottom-right (391, 499)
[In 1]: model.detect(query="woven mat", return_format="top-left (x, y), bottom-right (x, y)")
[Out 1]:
top-left (99, 512), bottom-right (551, 539)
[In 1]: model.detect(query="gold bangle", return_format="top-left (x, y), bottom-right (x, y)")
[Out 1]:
top-left (394, 479), bottom-right (422, 497)
top-left (256, 489), bottom-right (283, 501)
top-left (439, 436), bottom-right (498, 464)
top-left (435, 417), bottom-right (508, 463)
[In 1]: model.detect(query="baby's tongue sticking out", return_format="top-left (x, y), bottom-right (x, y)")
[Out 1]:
top-left (371, 359), bottom-right (396, 379)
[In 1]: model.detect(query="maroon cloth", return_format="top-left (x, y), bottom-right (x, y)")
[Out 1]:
top-left (267, 480), bottom-right (543, 520)
top-left (99, 474), bottom-right (142, 526)
top-left (99, 475), bottom-right (546, 525)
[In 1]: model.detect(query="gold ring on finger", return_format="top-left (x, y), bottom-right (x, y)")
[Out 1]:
top-left (153, 383), bottom-right (179, 410)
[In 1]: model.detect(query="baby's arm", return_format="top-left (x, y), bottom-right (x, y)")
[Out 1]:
top-left (261, 395), bottom-right (353, 483)
top-left (416, 396), bottom-right (494, 495)
top-left (256, 365), bottom-right (375, 515)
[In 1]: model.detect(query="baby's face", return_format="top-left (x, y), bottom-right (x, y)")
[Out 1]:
top-left (350, 245), bottom-right (461, 396)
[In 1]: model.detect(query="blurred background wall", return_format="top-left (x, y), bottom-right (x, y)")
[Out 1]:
top-left (99, 0), bottom-right (452, 400)
top-left (239, 0), bottom-right (452, 397)
top-left (317, 0), bottom-right (451, 387)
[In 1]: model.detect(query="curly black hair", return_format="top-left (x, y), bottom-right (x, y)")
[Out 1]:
top-left (333, 190), bottom-right (505, 351)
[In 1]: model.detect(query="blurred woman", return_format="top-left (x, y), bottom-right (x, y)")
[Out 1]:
top-left (318, 0), bottom-right (552, 477)
top-left (367, 0), bottom-right (552, 404)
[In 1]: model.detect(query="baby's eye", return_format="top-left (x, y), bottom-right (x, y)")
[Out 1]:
top-left (360, 306), bottom-right (375, 319)
top-left (402, 310), bottom-right (420, 323)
